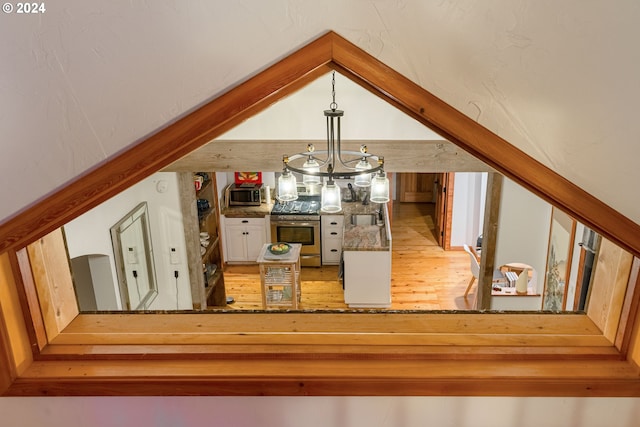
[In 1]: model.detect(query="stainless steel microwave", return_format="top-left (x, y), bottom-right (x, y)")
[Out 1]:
top-left (228, 183), bottom-right (262, 206)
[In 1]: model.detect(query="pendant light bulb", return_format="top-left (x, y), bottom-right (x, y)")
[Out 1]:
top-left (354, 158), bottom-right (373, 187)
top-left (302, 157), bottom-right (321, 186)
top-left (369, 171), bottom-right (390, 203)
top-left (321, 180), bottom-right (342, 213)
top-left (277, 169), bottom-right (298, 202)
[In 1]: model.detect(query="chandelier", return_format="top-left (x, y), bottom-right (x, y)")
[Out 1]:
top-left (277, 71), bottom-right (390, 212)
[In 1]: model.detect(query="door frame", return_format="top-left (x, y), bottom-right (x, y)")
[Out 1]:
top-left (435, 172), bottom-right (455, 250)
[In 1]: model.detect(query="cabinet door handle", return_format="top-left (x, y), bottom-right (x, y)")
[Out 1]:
top-left (331, 249), bottom-right (338, 252)
top-left (330, 232), bottom-right (338, 235)
top-left (242, 220), bottom-right (249, 223)
top-left (330, 222), bottom-right (338, 225)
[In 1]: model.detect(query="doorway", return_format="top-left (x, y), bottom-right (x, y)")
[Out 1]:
top-left (397, 172), bottom-right (454, 250)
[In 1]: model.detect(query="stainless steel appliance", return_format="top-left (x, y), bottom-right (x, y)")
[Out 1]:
top-left (227, 183), bottom-right (263, 206)
top-left (270, 196), bottom-right (321, 267)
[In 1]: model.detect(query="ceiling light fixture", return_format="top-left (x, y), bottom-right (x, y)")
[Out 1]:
top-left (277, 71), bottom-right (390, 211)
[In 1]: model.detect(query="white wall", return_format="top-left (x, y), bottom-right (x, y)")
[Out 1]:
top-left (65, 172), bottom-right (192, 310)
top-left (450, 172), bottom-right (487, 247)
top-left (495, 178), bottom-right (551, 301)
top-left (219, 73), bottom-right (441, 142)
top-left (1, 396), bottom-right (638, 427)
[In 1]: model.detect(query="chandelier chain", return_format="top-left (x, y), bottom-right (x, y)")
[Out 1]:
top-left (330, 71), bottom-right (337, 110)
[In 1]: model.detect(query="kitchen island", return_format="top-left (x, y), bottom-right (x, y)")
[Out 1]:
top-left (341, 203), bottom-right (392, 308)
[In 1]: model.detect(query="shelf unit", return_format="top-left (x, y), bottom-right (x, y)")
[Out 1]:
top-left (257, 244), bottom-right (301, 309)
top-left (178, 171), bottom-right (226, 309)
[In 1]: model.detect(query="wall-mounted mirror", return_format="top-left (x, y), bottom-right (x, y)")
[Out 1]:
top-left (110, 202), bottom-right (158, 310)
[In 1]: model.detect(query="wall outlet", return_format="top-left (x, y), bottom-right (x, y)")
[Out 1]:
top-left (127, 246), bottom-right (138, 264)
top-left (169, 247), bottom-right (179, 264)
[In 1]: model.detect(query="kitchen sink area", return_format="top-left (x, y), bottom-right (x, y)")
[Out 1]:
top-left (350, 213), bottom-right (381, 226)
top-left (342, 202), bottom-right (389, 250)
top-left (340, 199), bottom-right (392, 308)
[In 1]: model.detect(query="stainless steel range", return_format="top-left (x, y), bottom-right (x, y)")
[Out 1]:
top-left (270, 196), bottom-right (321, 267)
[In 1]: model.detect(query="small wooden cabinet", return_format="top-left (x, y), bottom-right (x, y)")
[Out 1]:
top-left (178, 171), bottom-right (226, 309)
top-left (257, 243), bottom-right (301, 309)
top-left (321, 215), bottom-right (344, 265)
top-left (224, 217), bottom-right (267, 263)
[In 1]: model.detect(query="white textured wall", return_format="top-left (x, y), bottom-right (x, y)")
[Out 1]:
top-left (219, 72), bottom-right (438, 141)
top-left (450, 172), bottom-right (487, 247)
top-left (1, 396), bottom-right (639, 427)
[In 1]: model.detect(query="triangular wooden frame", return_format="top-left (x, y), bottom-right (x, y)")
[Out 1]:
top-left (1, 31), bottom-right (640, 397)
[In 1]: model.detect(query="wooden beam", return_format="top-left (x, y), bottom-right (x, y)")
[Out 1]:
top-left (176, 172), bottom-right (205, 309)
top-left (163, 140), bottom-right (493, 173)
top-left (0, 252), bottom-right (34, 392)
top-left (587, 238), bottom-right (634, 341)
top-left (50, 312), bottom-right (607, 347)
top-left (25, 230), bottom-right (78, 341)
top-left (0, 258), bottom-right (17, 395)
top-left (6, 358), bottom-right (640, 396)
top-left (478, 173), bottom-right (502, 310)
top-left (615, 257), bottom-right (640, 353)
top-left (14, 249), bottom-right (48, 351)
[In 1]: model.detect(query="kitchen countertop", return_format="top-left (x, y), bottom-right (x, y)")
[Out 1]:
top-left (341, 201), bottom-right (390, 251)
top-left (221, 201), bottom-right (273, 218)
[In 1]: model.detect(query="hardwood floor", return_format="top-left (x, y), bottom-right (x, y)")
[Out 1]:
top-left (221, 202), bottom-right (475, 311)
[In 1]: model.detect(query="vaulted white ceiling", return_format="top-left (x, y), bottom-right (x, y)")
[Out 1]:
top-left (2, 1), bottom-right (639, 225)
top-left (218, 71), bottom-right (443, 141)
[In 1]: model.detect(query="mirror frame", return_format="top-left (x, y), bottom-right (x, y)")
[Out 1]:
top-left (1, 31), bottom-right (640, 396)
top-left (109, 202), bottom-right (158, 310)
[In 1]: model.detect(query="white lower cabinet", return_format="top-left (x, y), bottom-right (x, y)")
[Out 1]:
top-left (321, 215), bottom-right (344, 265)
top-left (224, 217), bottom-right (267, 263)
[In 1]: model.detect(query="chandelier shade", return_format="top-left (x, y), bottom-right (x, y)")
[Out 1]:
top-left (354, 158), bottom-right (373, 187)
top-left (276, 168), bottom-right (298, 201)
top-left (302, 156), bottom-right (321, 185)
top-left (321, 180), bottom-right (342, 213)
top-left (369, 171), bottom-right (390, 203)
top-left (277, 71), bottom-right (390, 209)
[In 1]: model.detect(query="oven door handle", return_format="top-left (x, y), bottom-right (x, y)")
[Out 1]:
top-left (273, 221), bottom-right (318, 227)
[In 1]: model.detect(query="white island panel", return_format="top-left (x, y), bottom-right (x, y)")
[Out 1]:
top-left (343, 250), bottom-right (391, 308)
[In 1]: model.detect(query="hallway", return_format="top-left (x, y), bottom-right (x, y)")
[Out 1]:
top-left (390, 202), bottom-right (473, 310)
